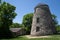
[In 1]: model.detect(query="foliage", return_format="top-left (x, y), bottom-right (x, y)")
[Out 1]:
top-left (0, 0), bottom-right (1, 3)
top-left (0, 2), bottom-right (17, 27)
top-left (0, 2), bottom-right (17, 37)
top-left (22, 13), bottom-right (33, 34)
top-left (10, 23), bottom-right (20, 28)
top-left (56, 25), bottom-right (60, 32)
top-left (51, 14), bottom-right (58, 26)
top-left (10, 23), bottom-right (24, 28)
top-left (51, 14), bottom-right (60, 32)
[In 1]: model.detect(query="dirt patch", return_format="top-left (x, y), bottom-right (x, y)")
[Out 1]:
top-left (25, 35), bottom-right (51, 39)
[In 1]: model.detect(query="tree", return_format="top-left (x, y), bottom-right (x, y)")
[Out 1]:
top-left (0, 2), bottom-right (17, 37)
top-left (0, 0), bottom-right (1, 4)
top-left (10, 23), bottom-right (24, 28)
top-left (22, 13), bottom-right (33, 34)
top-left (22, 13), bottom-right (58, 34)
top-left (51, 14), bottom-right (58, 26)
top-left (56, 25), bottom-right (60, 32)
top-left (10, 23), bottom-right (20, 28)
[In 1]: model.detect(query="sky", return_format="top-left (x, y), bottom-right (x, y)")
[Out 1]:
top-left (3, 0), bottom-right (60, 24)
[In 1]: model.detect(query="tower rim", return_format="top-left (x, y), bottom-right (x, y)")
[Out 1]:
top-left (34, 3), bottom-right (49, 9)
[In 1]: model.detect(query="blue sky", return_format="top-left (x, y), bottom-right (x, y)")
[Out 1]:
top-left (3, 0), bottom-right (60, 24)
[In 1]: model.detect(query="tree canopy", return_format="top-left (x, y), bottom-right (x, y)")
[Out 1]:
top-left (0, 2), bottom-right (17, 27)
top-left (10, 23), bottom-right (24, 28)
top-left (0, 0), bottom-right (1, 3)
top-left (0, 2), bottom-right (17, 37)
top-left (22, 13), bottom-right (33, 34)
top-left (51, 14), bottom-right (58, 26)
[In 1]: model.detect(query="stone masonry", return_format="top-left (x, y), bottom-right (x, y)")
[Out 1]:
top-left (31, 3), bottom-right (56, 36)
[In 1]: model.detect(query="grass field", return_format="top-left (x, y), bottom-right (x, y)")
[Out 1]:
top-left (0, 35), bottom-right (60, 40)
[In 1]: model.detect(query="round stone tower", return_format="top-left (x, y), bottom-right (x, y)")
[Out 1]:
top-left (31, 3), bottom-right (56, 36)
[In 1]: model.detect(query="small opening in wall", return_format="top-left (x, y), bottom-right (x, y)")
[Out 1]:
top-left (37, 18), bottom-right (39, 23)
top-left (36, 26), bottom-right (40, 32)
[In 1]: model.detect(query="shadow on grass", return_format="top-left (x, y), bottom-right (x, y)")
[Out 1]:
top-left (0, 35), bottom-right (24, 40)
top-left (0, 32), bottom-right (60, 39)
top-left (0, 36), bottom-right (13, 39)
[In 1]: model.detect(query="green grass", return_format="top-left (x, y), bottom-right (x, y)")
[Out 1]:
top-left (0, 35), bottom-right (60, 40)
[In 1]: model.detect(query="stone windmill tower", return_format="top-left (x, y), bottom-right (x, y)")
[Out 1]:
top-left (31, 3), bottom-right (56, 36)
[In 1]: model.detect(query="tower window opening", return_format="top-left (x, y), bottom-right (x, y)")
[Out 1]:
top-left (37, 18), bottom-right (39, 23)
top-left (36, 26), bottom-right (40, 32)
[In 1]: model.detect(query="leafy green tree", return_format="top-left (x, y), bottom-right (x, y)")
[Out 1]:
top-left (10, 23), bottom-right (20, 28)
top-left (10, 23), bottom-right (24, 28)
top-left (0, 2), bottom-right (17, 37)
top-left (56, 25), bottom-right (60, 32)
top-left (22, 13), bottom-right (33, 34)
top-left (51, 14), bottom-right (58, 26)
top-left (0, 0), bottom-right (1, 4)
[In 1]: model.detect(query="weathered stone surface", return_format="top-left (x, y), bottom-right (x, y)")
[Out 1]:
top-left (31, 3), bottom-right (56, 36)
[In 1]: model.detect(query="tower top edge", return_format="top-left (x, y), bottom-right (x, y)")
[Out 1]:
top-left (35, 3), bottom-right (48, 9)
